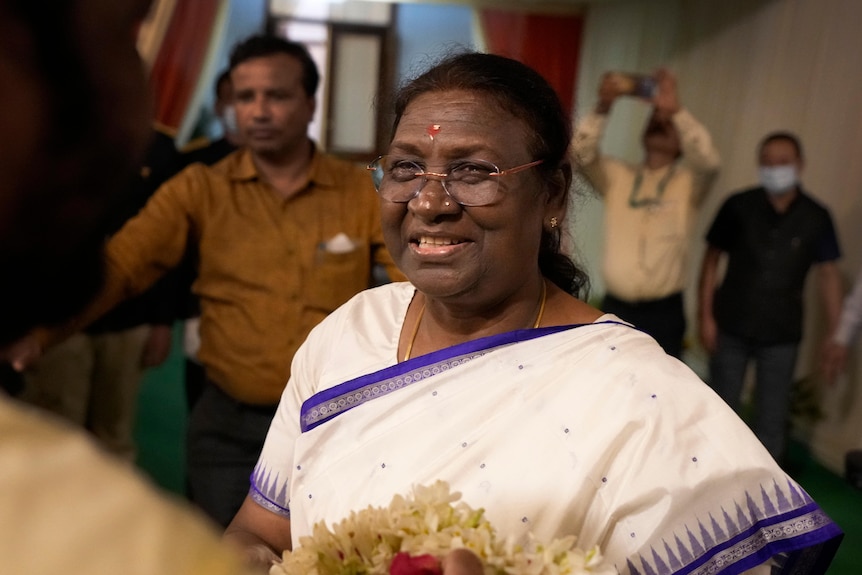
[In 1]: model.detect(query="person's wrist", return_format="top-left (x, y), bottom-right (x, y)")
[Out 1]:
top-left (244, 543), bottom-right (281, 572)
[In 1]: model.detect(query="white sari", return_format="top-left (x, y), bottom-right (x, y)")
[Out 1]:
top-left (252, 283), bottom-right (841, 575)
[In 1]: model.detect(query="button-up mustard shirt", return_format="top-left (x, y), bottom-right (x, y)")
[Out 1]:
top-left (101, 147), bottom-right (402, 405)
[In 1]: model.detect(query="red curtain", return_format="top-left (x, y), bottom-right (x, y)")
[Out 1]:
top-left (479, 10), bottom-right (584, 115)
top-left (149, 0), bottom-right (221, 131)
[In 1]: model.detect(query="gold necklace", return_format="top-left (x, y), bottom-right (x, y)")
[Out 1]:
top-left (402, 303), bottom-right (426, 362)
top-left (402, 280), bottom-right (547, 362)
top-left (533, 279), bottom-right (547, 329)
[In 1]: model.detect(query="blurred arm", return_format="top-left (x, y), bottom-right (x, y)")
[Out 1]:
top-left (10, 168), bottom-right (200, 369)
top-left (224, 495), bottom-right (293, 573)
top-left (818, 261), bottom-right (847, 384)
top-left (818, 261), bottom-right (844, 338)
top-left (833, 266), bottom-right (862, 346)
top-left (571, 112), bottom-right (610, 196)
top-left (698, 245), bottom-right (723, 354)
top-left (672, 109), bottom-right (721, 206)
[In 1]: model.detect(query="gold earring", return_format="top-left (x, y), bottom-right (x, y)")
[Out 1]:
top-left (549, 216), bottom-right (558, 229)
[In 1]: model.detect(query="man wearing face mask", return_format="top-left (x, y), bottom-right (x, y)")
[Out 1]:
top-left (698, 131), bottom-right (843, 464)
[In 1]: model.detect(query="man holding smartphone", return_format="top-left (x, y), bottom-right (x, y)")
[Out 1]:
top-left (572, 68), bottom-right (721, 359)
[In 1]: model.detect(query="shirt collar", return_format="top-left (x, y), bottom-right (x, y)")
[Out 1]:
top-left (230, 148), bottom-right (258, 181)
top-left (228, 141), bottom-right (343, 190)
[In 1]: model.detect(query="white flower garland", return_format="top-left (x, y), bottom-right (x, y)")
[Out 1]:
top-left (272, 481), bottom-right (614, 575)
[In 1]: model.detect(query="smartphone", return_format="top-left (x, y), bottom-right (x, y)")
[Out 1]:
top-left (631, 75), bottom-right (657, 100)
top-left (613, 72), bottom-right (657, 100)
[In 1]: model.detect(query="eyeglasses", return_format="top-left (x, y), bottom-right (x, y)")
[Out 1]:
top-left (366, 155), bottom-right (544, 207)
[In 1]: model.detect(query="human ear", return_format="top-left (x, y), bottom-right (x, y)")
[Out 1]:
top-left (543, 162), bottom-right (571, 218)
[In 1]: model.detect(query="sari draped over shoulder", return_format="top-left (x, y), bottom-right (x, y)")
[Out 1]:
top-left (251, 282), bottom-right (841, 575)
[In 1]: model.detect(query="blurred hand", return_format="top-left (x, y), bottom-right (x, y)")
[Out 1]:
top-left (140, 324), bottom-right (172, 368)
top-left (596, 72), bottom-right (626, 114)
top-left (244, 543), bottom-right (281, 574)
top-left (0, 334), bottom-right (42, 372)
top-left (821, 340), bottom-right (849, 385)
top-left (699, 314), bottom-right (718, 355)
top-left (441, 549), bottom-right (484, 575)
top-left (652, 68), bottom-right (681, 119)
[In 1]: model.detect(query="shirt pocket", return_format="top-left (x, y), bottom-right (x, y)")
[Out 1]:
top-left (306, 241), bottom-right (369, 313)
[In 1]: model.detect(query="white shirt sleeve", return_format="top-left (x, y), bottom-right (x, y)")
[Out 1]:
top-left (671, 108), bottom-right (721, 206)
top-left (571, 112), bottom-right (611, 196)
top-left (833, 266), bottom-right (862, 346)
top-left (571, 111), bottom-right (607, 167)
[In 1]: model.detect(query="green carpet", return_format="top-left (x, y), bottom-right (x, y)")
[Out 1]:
top-left (133, 329), bottom-right (862, 572)
top-left (133, 323), bottom-right (187, 495)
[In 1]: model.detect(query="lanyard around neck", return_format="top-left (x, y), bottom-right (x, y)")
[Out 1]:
top-left (628, 164), bottom-right (677, 208)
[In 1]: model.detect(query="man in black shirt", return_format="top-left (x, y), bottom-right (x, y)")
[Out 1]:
top-left (698, 131), bottom-right (843, 463)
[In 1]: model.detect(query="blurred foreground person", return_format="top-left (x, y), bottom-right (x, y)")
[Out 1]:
top-left (0, 2), bottom-right (248, 573)
top-left (19, 126), bottom-right (184, 460)
top-left (225, 52), bottom-right (841, 575)
top-left (6, 34), bottom-right (402, 528)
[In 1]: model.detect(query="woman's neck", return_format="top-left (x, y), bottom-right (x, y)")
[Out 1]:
top-left (402, 280), bottom-right (547, 361)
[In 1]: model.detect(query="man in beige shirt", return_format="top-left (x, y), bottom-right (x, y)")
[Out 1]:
top-left (572, 69), bottom-right (720, 358)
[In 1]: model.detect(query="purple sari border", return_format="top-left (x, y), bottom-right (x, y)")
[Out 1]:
top-left (249, 480), bottom-right (290, 517)
top-left (300, 321), bottom-right (627, 433)
top-left (695, 523), bottom-right (842, 575)
top-left (644, 504), bottom-right (842, 575)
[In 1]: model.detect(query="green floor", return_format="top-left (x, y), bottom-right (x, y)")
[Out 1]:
top-left (133, 331), bottom-right (862, 573)
top-left (134, 342), bottom-right (187, 495)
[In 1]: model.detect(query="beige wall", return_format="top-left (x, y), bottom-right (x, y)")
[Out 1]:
top-left (571, 0), bottom-right (862, 472)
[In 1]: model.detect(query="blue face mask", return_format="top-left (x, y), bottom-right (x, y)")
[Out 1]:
top-left (759, 165), bottom-right (797, 195)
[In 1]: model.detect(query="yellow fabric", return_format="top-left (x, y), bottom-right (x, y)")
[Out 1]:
top-left (0, 394), bottom-right (248, 575)
top-left (103, 147), bottom-right (402, 405)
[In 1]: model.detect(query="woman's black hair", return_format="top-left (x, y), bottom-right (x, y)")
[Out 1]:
top-left (391, 51), bottom-right (590, 299)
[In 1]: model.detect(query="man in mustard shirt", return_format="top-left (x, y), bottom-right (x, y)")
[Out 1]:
top-left (10, 35), bottom-right (403, 528)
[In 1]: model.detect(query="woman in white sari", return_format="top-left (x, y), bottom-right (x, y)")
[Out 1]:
top-left (224, 53), bottom-right (841, 575)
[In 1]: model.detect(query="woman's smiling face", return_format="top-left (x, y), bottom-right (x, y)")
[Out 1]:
top-left (380, 89), bottom-right (554, 305)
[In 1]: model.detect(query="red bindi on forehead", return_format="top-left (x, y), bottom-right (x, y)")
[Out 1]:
top-left (426, 124), bottom-right (441, 141)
